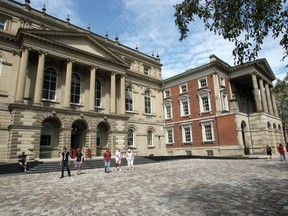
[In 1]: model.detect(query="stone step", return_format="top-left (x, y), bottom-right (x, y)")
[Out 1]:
top-left (26, 157), bottom-right (159, 174)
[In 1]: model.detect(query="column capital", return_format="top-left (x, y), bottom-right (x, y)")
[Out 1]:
top-left (210, 71), bottom-right (218, 76)
top-left (38, 49), bottom-right (49, 56)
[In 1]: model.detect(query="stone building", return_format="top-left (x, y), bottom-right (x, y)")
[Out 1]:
top-left (0, 0), bottom-right (165, 162)
top-left (163, 55), bottom-right (284, 156)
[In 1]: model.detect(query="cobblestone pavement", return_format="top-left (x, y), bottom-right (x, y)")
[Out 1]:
top-left (0, 158), bottom-right (288, 216)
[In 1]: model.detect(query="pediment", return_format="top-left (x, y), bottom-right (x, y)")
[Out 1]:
top-left (17, 30), bottom-right (127, 66)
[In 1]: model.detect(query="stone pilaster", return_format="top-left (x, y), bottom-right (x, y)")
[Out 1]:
top-left (89, 66), bottom-right (96, 111)
top-left (120, 74), bottom-right (126, 114)
top-left (63, 59), bottom-right (72, 108)
top-left (265, 83), bottom-right (274, 115)
top-left (15, 48), bottom-right (29, 103)
top-left (110, 72), bottom-right (116, 113)
top-left (33, 51), bottom-right (46, 104)
top-left (251, 73), bottom-right (262, 111)
top-left (259, 78), bottom-right (268, 112)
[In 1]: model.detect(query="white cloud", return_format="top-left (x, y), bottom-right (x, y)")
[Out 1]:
top-left (24, 0), bottom-right (287, 80)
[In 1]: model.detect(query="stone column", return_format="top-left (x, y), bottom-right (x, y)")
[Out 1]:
top-left (33, 52), bottom-right (46, 104)
top-left (63, 60), bottom-right (72, 108)
top-left (251, 73), bottom-right (262, 111)
top-left (259, 78), bottom-right (268, 112)
top-left (265, 83), bottom-right (274, 115)
top-left (211, 72), bottom-right (221, 112)
top-left (15, 48), bottom-right (29, 102)
top-left (110, 72), bottom-right (116, 113)
top-left (271, 94), bottom-right (279, 117)
top-left (120, 74), bottom-right (126, 114)
top-left (89, 66), bottom-right (96, 111)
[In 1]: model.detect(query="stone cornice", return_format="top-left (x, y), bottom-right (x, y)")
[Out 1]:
top-left (16, 30), bottom-right (129, 69)
top-left (8, 103), bottom-right (130, 121)
top-left (126, 69), bottom-right (162, 85)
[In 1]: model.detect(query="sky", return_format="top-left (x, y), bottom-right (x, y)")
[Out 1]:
top-left (20, 0), bottom-right (287, 80)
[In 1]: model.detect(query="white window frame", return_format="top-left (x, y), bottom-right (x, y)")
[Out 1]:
top-left (221, 90), bottom-right (229, 111)
top-left (164, 89), bottom-right (171, 98)
top-left (125, 86), bottom-right (133, 112)
top-left (198, 91), bottom-right (211, 113)
top-left (180, 96), bottom-right (190, 117)
top-left (144, 90), bottom-right (152, 114)
top-left (95, 79), bottom-right (102, 108)
top-left (147, 130), bottom-right (153, 146)
top-left (179, 83), bottom-right (188, 94)
top-left (201, 120), bottom-right (215, 143)
top-left (164, 101), bottom-right (173, 119)
top-left (181, 124), bottom-right (192, 143)
top-left (198, 77), bottom-right (208, 89)
top-left (42, 67), bottom-right (57, 101)
top-left (165, 127), bottom-right (174, 144)
top-left (128, 129), bottom-right (134, 147)
top-left (70, 73), bottom-right (81, 104)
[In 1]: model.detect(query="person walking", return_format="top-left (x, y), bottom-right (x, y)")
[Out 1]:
top-left (74, 148), bottom-right (83, 175)
top-left (266, 145), bottom-right (272, 160)
top-left (103, 147), bottom-right (111, 173)
top-left (278, 144), bottom-right (286, 161)
top-left (60, 146), bottom-right (71, 178)
top-left (18, 151), bottom-right (27, 172)
top-left (126, 149), bottom-right (135, 171)
top-left (115, 148), bottom-right (122, 171)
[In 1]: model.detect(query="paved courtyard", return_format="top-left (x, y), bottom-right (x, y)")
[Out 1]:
top-left (0, 158), bottom-right (288, 216)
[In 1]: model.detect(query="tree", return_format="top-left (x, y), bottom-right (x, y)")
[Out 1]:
top-left (174, 0), bottom-right (288, 65)
top-left (272, 73), bottom-right (288, 143)
top-left (272, 73), bottom-right (288, 124)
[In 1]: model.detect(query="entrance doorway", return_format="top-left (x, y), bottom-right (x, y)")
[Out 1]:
top-left (96, 122), bottom-right (110, 156)
top-left (71, 120), bottom-right (87, 152)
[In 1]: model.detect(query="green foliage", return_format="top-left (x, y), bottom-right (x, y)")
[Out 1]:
top-left (272, 73), bottom-right (288, 125)
top-left (174, 0), bottom-right (288, 64)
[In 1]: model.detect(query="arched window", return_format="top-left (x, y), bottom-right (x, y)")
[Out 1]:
top-left (70, 73), bottom-right (81, 104)
top-left (128, 129), bottom-right (134, 146)
top-left (147, 130), bottom-right (153, 146)
top-left (95, 79), bottom-right (101, 107)
top-left (42, 67), bottom-right (57, 100)
top-left (144, 90), bottom-right (151, 114)
top-left (125, 86), bottom-right (133, 112)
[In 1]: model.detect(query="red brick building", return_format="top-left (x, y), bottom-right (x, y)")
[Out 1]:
top-left (163, 55), bottom-right (284, 156)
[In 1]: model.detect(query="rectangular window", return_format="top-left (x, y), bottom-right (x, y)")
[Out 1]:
top-left (144, 68), bottom-right (149, 75)
top-left (181, 124), bottom-right (192, 143)
top-left (201, 121), bottom-right (214, 142)
top-left (165, 103), bottom-right (172, 119)
top-left (202, 96), bottom-right (210, 111)
top-left (198, 78), bottom-right (207, 88)
top-left (166, 128), bottom-right (174, 144)
top-left (164, 89), bottom-right (171, 98)
top-left (181, 100), bottom-right (189, 116)
top-left (179, 83), bottom-right (187, 94)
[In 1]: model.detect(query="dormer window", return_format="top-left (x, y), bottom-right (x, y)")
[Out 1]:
top-left (198, 77), bottom-right (207, 89)
top-left (179, 83), bottom-right (188, 94)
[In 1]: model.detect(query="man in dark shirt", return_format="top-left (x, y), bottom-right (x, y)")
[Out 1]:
top-left (18, 152), bottom-right (27, 172)
top-left (60, 146), bottom-right (71, 178)
top-left (103, 147), bottom-right (111, 173)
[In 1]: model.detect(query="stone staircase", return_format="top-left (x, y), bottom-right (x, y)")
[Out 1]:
top-left (26, 157), bottom-right (159, 174)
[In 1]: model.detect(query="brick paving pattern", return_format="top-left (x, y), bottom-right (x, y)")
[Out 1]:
top-left (0, 158), bottom-right (288, 216)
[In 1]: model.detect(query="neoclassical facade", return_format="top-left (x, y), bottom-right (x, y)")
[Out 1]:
top-left (163, 55), bottom-right (284, 156)
top-left (0, 0), bottom-right (165, 162)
